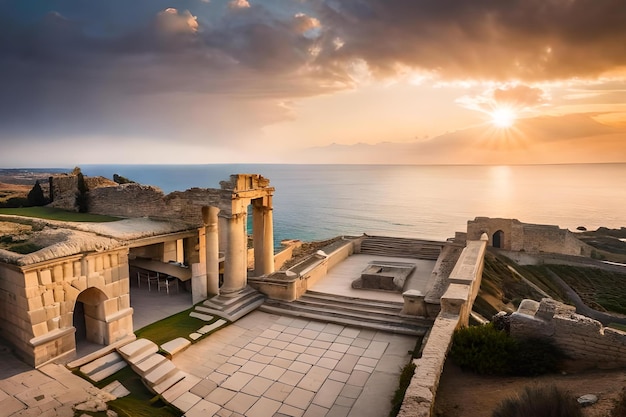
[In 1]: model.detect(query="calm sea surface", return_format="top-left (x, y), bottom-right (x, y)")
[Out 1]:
top-left (80, 164), bottom-right (626, 243)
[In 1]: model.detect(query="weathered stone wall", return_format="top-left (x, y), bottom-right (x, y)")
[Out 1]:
top-left (49, 173), bottom-right (233, 225)
top-left (510, 298), bottom-right (626, 369)
top-left (467, 217), bottom-right (592, 256)
top-left (0, 248), bottom-right (132, 367)
top-left (398, 237), bottom-right (487, 417)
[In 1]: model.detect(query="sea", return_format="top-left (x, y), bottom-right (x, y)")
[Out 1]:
top-left (76, 164), bottom-right (626, 244)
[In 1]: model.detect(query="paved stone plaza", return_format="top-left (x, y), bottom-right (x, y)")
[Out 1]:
top-left (173, 311), bottom-right (415, 417)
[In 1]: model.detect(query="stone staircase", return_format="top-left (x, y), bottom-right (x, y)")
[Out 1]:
top-left (260, 290), bottom-right (433, 336)
top-left (195, 286), bottom-right (265, 321)
top-left (360, 236), bottom-right (443, 260)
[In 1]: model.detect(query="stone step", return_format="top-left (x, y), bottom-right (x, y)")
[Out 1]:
top-left (263, 298), bottom-right (432, 329)
top-left (81, 352), bottom-right (128, 383)
top-left (152, 370), bottom-right (187, 394)
top-left (132, 353), bottom-right (168, 376)
top-left (360, 236), bottom-right (443, 260)
top-left (161, 374), bottom-right (202, 403)
top-left (259, 305), bottom-right (428, 337)
top-left (199, 287), bottom-right (265, 321)
top-left (80, 351), bottom-right (123, 376)
top-left (302, 290), bottom-right (405, 310)
top-left (117, 338), bottom-right (158, 364)
top-left (144, 360), bottom-right (178, 387)
top-left (296, 296), bottom-right (407, 319)
top-left (161, 337), bottom-right (191, 358)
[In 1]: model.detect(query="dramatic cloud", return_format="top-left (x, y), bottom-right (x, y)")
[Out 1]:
top-left (1, 0), bottom-right (625, 162)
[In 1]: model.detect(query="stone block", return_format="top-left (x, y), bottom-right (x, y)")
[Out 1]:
top-left (161, 337), bottom-right (191, 358)
top-left (62, 262), bottom-right (73, 280)
top-left (96, 256), bottom-right (104, 272)
top-left (106, 281), bottom-right (121, 299)
top-left (42, 290), bottom-right (55, 306)
top-left (110, 266), bottom-right (120, 282)
top-left (87, 258), bottom-right (96, 275)
top-left (120, 277), bottom-right (130, 295)
top-left (60, 313), bottom-right (73, 328)
top-left (441, 284), bottom-right (470, 315)
top-left (103, 269), bottom-right (113, 285)
top-left (64, 282), bottom-right (80, 302)
top-left (52, 265), bottom-right (64, 282)
top-left (518, 299), bottom-right (539, 316)
top-left (27, 294), bottom-right (44, 310)
top-left (53, 287), bottom-right (65, 303)
top-left (28, 308), bottom-right (48, 325)
top-left (47, 317), bottom-right (60, 331)
top-left (111, 254), bottom-right (119, 267)
top-left (24, 271), bottom-right (39, 288)
top-left (39, 270), bottom-right (52, 286)
top-left (71, 277), bottom-right (87, 292)
top-left (24, 285), bottom-right (42, 299)
top-left (45, 304), bottom-right (61, 320)
top-left (87, 274), bottom-right (105, 290)
top-left (73, 261), bottom-right (82, 277)
top-left (402, 290), bottom-right (426, 316)
top-left (32, 321), bottom-right (49, 338)
top-left (102, 298), bottom-right (119, 317)
top-left (118, 294), bottom-right (130, 310)
top-left (103, 254), bottom-right (111, 269)
top-left (85, 316), bottom-right (106, 345)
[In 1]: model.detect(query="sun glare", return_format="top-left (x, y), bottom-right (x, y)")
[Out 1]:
top-left (490, 107), bottom-right (516, 128)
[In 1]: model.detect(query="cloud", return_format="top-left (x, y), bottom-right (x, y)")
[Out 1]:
top-left (312, 0), bottom-right (626, 81)
top-left (229, 0), bottom-right (251, 10)
top-left (156, 8), bottom-right (198, 34)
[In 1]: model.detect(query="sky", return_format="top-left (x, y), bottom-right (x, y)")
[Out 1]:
top-left (1, 0), bottom-right (625, 166)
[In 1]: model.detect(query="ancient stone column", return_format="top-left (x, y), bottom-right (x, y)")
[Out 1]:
top-left (204, 206), bottom-right (220, 296)
top-left (262, 199), bottom-right (275, 275)
top-left (253, 199), bottom-right (265, 276)
top-left (221, 212), bottom-right (247, 295)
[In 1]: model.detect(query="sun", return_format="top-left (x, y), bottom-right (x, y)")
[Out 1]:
top-left (490, 107), bottom-right (517, 128)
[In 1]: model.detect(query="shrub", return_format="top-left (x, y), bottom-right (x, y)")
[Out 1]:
top-left (511, 337), bottom-right (562, 376)
top-left (450, 323), bottom-right (516, 375)
top-left (450, 324), bottom-right (563, 376)
top-left (492, 385), bottom-right (582, 417)
top-left (27, 180), bottom-right (48, 206)
top-left (388, 361), bottom-right (416, 417)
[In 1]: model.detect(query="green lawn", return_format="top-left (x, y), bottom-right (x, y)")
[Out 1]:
top-left (0, 207), bottom-right (120, 222)
top-left (135, 307), bottom-right (226, 347)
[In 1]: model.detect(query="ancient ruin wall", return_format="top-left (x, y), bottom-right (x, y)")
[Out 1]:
top-left (398, 237), bottom-right (487, 417)
top-left (49, 174), bottom-right (231, 225)
top-left (510, 298), bottom-right (626, 369)
top-left (0, 249), bottom-right (132, 367)
top-left (467, 217), bottom-right (592, 256)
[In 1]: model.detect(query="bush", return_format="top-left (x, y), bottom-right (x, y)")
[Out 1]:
top-left (27, 180), bottom-right (47, 206)
top-left (492, 385), bottom-right (582, 417)
top-left (450, 324), bottom-right (563, 376)
top-left (450, 323), bottom-right (517, 375)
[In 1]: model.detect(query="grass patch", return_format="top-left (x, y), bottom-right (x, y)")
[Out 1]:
top-left (388, 361), bottom-right (416, 417)
top-left (608, 323), bottom-right (626, 332)
top-left (530, 264), bottom-right (626, 315)
top-left (0, 207), bottom-right (120, 222)
top-left (81, 365), bottom-right (181, 417)
top-left (135, 307), bottom-right (221, 346)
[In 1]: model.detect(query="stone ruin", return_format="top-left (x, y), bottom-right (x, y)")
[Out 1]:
top-left (351, 261), bottom-right (415, 292)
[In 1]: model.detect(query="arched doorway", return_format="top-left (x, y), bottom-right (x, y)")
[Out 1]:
top-left (492, 230), bottom-right (505, 248)
top-left (73, 287), bottom-right (108, 347)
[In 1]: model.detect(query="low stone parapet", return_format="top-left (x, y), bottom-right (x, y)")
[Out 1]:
top-left (510, 298), bottom-right (626, 369)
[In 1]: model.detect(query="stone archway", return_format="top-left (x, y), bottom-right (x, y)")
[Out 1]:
top-left (492, 230), bottom-right (505, 248)
top-left (74, 287), bottom-right (108, 345)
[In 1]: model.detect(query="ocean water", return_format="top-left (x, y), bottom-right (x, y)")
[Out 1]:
top-left (80, 164), bottom-right (626, 243)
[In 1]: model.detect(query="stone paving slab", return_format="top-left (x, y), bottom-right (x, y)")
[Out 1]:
top-left (161, 337), bottom-right (191, 358)
top-left (172, 311), bottom-right (415, 417)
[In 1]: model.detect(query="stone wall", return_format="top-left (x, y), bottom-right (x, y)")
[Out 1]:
top-left (510, 298), bottom-right (626, 369)
top-left (49, 173), bottom-right (244, 226)
top-left (398, 237), bottom-right (488, 417)
top-left (0, 248), bottom-right (133, 367)
top-left (467, 217), bottom-right (592, 256)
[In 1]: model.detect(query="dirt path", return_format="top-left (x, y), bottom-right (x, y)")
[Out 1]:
top-left (434, 360), bottom-right (626, 417)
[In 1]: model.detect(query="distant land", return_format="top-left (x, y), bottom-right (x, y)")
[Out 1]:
top-left (299, 114), bottom-right (626, 165)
